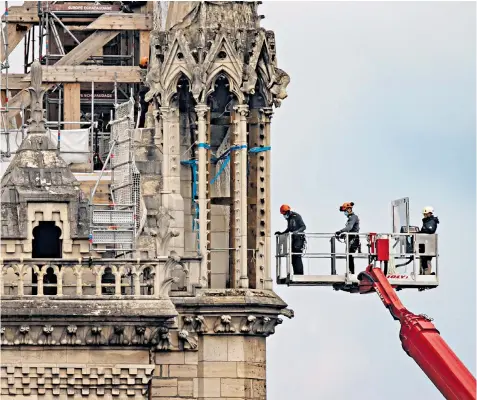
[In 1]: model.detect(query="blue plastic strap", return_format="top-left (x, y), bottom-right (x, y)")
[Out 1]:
top-left (210, 156), bottom-right (231, 185)
top-left (247, 146), bottom-right (271, 176)
top-left (249, 146), bottom-right (271, 154)
top-left (211, 149), bottom-right (231, 164)
top-left (197, 142), bottom-right (211, 150)
top-left (210, 145), bottom-right (247, 184)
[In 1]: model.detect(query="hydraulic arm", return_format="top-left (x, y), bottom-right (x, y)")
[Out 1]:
top-left (358, 265), bottom-right (476, 400)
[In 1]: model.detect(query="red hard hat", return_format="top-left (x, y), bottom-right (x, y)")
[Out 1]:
top-left (280, 204), bottom-right (291, 214)
top-left (339, 202), bottom-right (354, 212)
top-left (139, 56), bottom-right (149, 68)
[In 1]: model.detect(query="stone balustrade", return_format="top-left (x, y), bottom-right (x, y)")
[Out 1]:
top-left (0, 255), bottom-right (201, 298)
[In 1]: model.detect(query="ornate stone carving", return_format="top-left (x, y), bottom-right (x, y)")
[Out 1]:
top-left (214, 315), bottom-right (236, 333)
top-left (60, 325), bottom-right (81, 345)
top-left (1, 326), bottom-right (8, 345)
top-left (152, 326), bottom-right (171, 351)
top-left (187, 314), bottom-right (285, 337)
top-left (158, 252), bottom-right (184, 296)
top-left (191, 64), bottom-right (207, 102)
top-left (178, 329), bottom-right (198, 350)
top-left (146, 3), bottom-right (289, 109)
top-left (182, 316), bottom-right (195, 331)
top-left (255, 316), bottom-right (270, 334)
top-left (268, 317), bottom-right (283, 335)
top-left (181, 315), bottom-right (209, 334)
top-left (240, 315), bottom-right (257, 333)
top-left (269, 67), bottom-right (290, 107)
top-left (85, 326), bottom-right (106, 346)
top-left (109, 326), bottom-right (129, 345)
top-left (146, 206), bottom-right (180, 257)
top-left (38, 325), bottom-right (56, 345)
top-left (16, 325), bottom-right (32, 345)
top-left (241, 63), bottom-right (258, 95)
top-left (280, 308), bottom-right (295, 319)
top-left (132, 325), bottom-right (148, 345)
top-left (27, 61), bottom-right (47, 134)
top-left (2, 324), bottom-right (175, 347)
top-left (195, 315), bottom-right (209, 333)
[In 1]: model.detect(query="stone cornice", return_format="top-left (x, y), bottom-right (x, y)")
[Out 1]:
top-left (173, 288), bottom-right (289, 311)
top-left (0, 298), bottom-right (178, 320)
top-left (0, 290), bottom-right (293, 348)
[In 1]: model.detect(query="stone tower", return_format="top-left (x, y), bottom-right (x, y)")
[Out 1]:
top-left (1, 2), bottom-right (292, 399)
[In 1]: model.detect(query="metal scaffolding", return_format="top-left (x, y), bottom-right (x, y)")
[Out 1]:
top-left (1, 1), bottom-right (147, 255)
top-left (89, 98), bottom-right (140, 255)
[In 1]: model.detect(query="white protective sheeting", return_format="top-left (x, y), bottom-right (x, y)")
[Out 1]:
top-left (0, 129), bottom-right (90, 178)
top-left (47, 129), bottom-right (90, 165)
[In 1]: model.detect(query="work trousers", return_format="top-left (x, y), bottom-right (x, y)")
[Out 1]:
top-left (348, 237), bottom-right (360, 274)
top-left (291, 235), bottom-right (305, 275)
top-left (420, 257), bottom-right (433, 275)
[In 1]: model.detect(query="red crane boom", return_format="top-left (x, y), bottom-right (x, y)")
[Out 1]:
top-left (358, 264), bottom-right (476, 400)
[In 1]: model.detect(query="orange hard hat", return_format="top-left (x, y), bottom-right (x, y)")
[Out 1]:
top-left (139, 56), bottom-right (149, 68)
top-left (280, 204), bottom-right (291, 214)
top-left (339, 202), bottom-right (354, 212)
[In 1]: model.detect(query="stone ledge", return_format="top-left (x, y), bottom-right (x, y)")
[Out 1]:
top-left (0, 298), bottom-right (178, 319)
top-left (173, 288), bottom-right (289, 310)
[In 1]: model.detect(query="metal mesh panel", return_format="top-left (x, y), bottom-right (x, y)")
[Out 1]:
top-left (92, 210), bottom-right (134, 224)
top-left (110, 99), bottom-right (135, 208)
top-left (132, 165), bottom-right (141, 232)
top-left (92, 230), bottom-right (134, 244)
top-left (116, 100), bottom-right (133, 120)
top-left (94, 98), bottom-right (142, 253)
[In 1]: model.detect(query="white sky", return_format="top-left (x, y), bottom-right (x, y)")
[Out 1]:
top-left (261, 2), bottom-right (476, 399)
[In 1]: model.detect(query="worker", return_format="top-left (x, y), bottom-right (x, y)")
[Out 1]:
top-left (139, 56), bottom-right (148, 70)
top-left (335, 202), bottom-right (360, 274)
top-left (138, 57), bottom-right (150, 128)
top-left (419, 206), bottom-right (439, 275)
top-left (275, 204), bottom-right (306, 275)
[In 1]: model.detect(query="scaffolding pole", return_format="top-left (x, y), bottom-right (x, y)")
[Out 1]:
top-left (57, 85), bottom-right (61, 152)
top-left (91, 81), bottom-right (95, 172)
top-left (1, 0), bottom-right (10, 158)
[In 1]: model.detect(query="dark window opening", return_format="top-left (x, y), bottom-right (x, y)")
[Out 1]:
top-left (102, 267), bottom-right (116, 295)
top-left (32, 221), bottom-right (62, 295)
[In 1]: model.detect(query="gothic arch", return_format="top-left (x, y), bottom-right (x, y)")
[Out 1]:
top-left (205, 68), bottom-right (245, 104)
top-left (163, 68), bottom-right (194, 107)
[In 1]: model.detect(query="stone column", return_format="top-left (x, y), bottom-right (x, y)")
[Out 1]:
top-left (234, 104), bottom-right (249, 289)
top-left (196, 104), bottom-right (210, 288)
top-left (160, 106), bottom-right (185, 256)
top-left (160, 106), bottom-right (173, 193)
top-left (262, 107), bottom-right (274, 290)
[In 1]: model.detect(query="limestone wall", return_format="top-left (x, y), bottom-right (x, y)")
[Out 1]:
top-left (1, 347), bottom-right (154, 399)
top-left (1, 336), bottom-right (266, 400)
top-left (151, 336), bottom-right (266, 399)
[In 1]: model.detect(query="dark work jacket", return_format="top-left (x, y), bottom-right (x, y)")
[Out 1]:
top-left (420, 215), bottom-right (439, 234)
top-left (281, 211), bottom-right (306, 249)
top-left (338, 213), bottom-right (360, 233)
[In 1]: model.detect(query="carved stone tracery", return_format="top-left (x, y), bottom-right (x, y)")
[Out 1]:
top-left (146, 23), bottom-right (289, 109)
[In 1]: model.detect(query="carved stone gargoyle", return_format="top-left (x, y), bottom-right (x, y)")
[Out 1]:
top-left (145, 206), bottom-right (180, 257)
